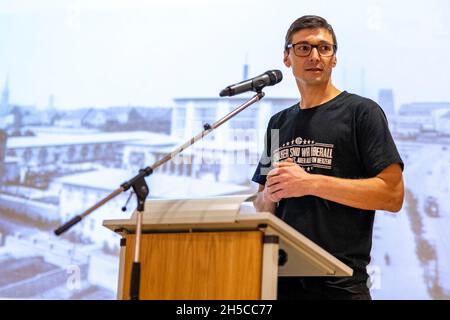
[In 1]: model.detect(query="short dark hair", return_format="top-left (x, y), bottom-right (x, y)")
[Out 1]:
top-left (284, 15), bottom-right (338, 52)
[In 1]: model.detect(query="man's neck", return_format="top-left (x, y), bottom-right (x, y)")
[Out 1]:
top-left (297, 81), bottom-right (341, 109)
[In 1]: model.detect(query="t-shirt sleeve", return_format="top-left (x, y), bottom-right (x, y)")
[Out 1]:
top-left (356, 101), bottom-right (404, 177)
top-left (252, 119), bottom-right (274, 186)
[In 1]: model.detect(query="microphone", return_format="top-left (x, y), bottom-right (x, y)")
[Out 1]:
top-left (219, 70), bottom-right (283, 97)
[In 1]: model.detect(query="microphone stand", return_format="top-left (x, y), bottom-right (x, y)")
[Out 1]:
top-left (54, 91), bottom-right (265, 300)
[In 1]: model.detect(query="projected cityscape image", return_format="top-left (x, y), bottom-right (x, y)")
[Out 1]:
top-left (1, 0), bottom-right (449, 299)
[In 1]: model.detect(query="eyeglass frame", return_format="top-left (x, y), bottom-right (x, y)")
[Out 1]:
top-left (286, 41), bottom-right (337, 57)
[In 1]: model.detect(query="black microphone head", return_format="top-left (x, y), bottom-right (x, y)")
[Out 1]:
top-left (265, 70), bottom-right (283, 85)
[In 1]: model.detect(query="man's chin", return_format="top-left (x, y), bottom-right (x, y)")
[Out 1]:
top-left (304, 77), bottom-right (327, 86)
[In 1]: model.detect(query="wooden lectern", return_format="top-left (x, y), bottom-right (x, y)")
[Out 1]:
top-left (103, 195), bottom-right (352, 300)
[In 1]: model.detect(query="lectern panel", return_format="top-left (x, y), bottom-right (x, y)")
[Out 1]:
top-left (122, 231), bottom-right (263, 300)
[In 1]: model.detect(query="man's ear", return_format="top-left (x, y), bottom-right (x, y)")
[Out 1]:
top-left (332, 56), bottom-right (337, 68)
top-left (283, 52), bottom-right (291, 68)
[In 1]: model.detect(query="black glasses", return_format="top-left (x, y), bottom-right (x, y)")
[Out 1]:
top-left (286, 42), bottom-right (337, 57)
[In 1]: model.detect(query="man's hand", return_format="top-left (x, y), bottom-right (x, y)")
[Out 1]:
top-left (265, 158), bottom-right (312, 200)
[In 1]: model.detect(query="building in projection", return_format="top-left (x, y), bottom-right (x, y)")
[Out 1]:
top-left (0, 78), bottom-right (12, 183)
top-left (437, 111), bottom-right (450, 135)
top-left (171, 96), bottom-right (298, 184)
top-left (395, 102), bottom-right (450, 136)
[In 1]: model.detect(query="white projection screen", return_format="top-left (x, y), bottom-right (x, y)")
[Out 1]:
top-left (0, 0), bottom-right (449, 299)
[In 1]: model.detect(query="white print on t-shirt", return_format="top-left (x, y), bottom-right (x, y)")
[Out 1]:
top-left (272, 136), bottom-right (334, 172)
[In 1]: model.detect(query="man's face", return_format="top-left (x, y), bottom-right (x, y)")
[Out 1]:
top-left (283, 28), bottom-right (337, 86)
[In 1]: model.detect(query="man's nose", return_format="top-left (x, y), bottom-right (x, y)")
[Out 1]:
top-left (309, 47), bottom-right (321, 61)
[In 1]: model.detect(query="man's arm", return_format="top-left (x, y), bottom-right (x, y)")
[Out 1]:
top-left (266, 161), bottom-right (404, 213)
top-left (253, 184), bottom-right (277, 214)
top-left (312, 163), bottom-right (404, 212)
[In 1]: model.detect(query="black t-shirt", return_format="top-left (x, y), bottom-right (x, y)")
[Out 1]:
top-left (252, 91), bottom-right (404, 282)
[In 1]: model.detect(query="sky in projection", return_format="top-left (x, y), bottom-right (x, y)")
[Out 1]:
top-left (0, 0), bottom-right (449, 110)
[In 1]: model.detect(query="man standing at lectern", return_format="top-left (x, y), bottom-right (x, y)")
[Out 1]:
top-left (252, 15), bottom-right (404, 300)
